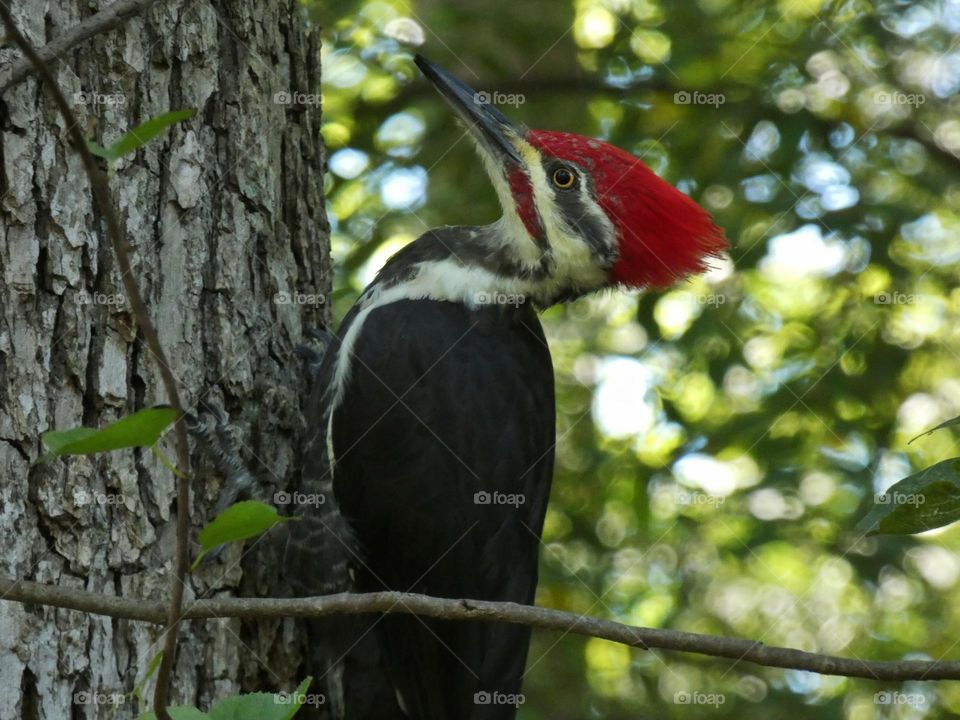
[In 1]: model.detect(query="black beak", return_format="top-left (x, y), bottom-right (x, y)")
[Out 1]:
top-left (414, 55), bottom-right (524, 165)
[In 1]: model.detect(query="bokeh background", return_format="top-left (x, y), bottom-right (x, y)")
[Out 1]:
top-left (312, 0), bottom-right (960, 717)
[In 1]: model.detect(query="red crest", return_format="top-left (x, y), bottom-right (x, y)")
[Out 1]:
top-left (527, 130), bottom-right (727, 287)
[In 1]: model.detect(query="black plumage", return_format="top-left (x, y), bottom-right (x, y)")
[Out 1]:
top-left (332, 296), bottom-right (555, 719)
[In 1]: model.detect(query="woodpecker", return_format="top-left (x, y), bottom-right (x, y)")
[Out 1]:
top-left (286, 55), bottom-right (726, 720)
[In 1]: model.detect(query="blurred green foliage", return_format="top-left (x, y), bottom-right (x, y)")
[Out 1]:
top-left (310, 0), bottom-right (960, 717)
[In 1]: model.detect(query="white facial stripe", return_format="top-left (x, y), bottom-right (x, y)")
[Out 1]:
top-left (471, 136), bottom-right (544, 267)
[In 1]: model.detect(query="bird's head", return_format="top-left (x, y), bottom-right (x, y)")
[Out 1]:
top-left (415, 55), bottom-right (727, 300)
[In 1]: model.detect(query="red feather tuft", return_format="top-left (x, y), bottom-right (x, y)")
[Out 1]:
top-left (527, 130), bottom-right (728, 288)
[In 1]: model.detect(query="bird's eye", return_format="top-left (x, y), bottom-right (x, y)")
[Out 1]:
top-left (552, 167), bottom-right (576, 189)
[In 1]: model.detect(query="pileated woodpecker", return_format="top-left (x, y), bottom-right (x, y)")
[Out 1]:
top-left (286, 55), bottom-right (726, 719)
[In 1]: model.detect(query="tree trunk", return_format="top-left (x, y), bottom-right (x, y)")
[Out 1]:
top-left (0, 1), bottom-right (328, 717)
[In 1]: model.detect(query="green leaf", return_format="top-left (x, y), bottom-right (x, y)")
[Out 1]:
top-left (192, 500), bottom-right (291, 571)
top-left (87, 140), bottom-right (111, 159)
top-left (136, 708), bottom-right (207, 720)
top-left (856, 457), bottom-right (960, 536)
top-left (132, 650), bottom-right (164, 703)
top-left (208, 677), bottom-right (314, 720)
top-left (94, 108), bottom-right (196, 162)
top-left (134, 679), bottom-right (313, 720)
top-left (37, 406), bottom-right (178, 464)
top-left (908, 415), bottom-right (960, 445)
top-left (152, 445), bottom-right (189, 479)
top-left (281, 677), bottom-right (314, 720)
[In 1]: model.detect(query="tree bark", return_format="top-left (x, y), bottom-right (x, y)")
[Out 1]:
top-left (0, 1), bottom-right (328, 717)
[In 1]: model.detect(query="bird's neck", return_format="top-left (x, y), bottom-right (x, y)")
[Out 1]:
top-left (366, 220), bottom-right (606, 310)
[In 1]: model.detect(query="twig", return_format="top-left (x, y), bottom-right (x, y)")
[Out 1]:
top-left (1, 0), bottom-right (164, 90)
top-left (0, 576), bottom-right (956, 682)
top-left (0, 7), bottom-right (190, 719)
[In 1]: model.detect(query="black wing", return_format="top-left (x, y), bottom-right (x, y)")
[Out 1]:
top-left (332, 298), bottom-right (555, 720)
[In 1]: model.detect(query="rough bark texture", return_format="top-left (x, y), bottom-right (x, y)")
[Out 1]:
top-left (0, 0), bottom-right (329, 717)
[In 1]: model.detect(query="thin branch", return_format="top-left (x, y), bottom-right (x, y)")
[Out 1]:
top-left (0, 576), bottom-right (956, 682)
top-left (1, 0), bottom-right (163, 90)
top-left (0, 7), bottom-right (190, 720)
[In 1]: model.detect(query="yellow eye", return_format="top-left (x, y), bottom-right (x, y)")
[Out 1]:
top-left (552, 167), bottom-right (576, 189)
